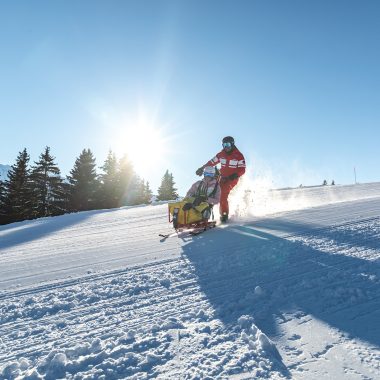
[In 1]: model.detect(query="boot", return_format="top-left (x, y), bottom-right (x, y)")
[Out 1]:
top-left (220, 212), bottom-right (228, 223)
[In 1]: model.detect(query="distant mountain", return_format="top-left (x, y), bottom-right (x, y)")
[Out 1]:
top-left (0, 164), bottom-right (11, 181)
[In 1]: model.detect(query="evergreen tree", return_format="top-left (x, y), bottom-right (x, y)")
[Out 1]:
top-left (143, 181), bottom-right (153, 204)
top-left (67, 149), bottom-right (99, 211)
top-left (157, 170), bottom-right (178, 201)
top-left (0, 180), bottom-right (6, 224)
top-left (125, 175), bottom-right (142, 205)
top-left (3, 149), bottom-right (33, 222)
top-left (124, 177), bottom-right (154, 205)
top-left (61, 181), bottom-right (72, 213)
top-left (117, 154), bottom-right (135, 206)
top-left (99, 150), bottom-right (119, 208)
top-left (31, 146), bottom-right (66, 217)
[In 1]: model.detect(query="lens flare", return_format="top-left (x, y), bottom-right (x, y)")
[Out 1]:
top-left (112, 109), bottom-right (172, 179)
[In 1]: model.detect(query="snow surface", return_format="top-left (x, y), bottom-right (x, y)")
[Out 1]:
top-left (1, 182), bottom-right (380, 379)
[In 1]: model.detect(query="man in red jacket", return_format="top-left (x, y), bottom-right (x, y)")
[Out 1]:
top-left (196, 136), bottom-right (246, 222)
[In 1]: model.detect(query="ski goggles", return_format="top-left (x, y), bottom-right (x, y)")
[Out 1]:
top-left (222, 142), bottom-right (232, 148)
top-left (204, 172), bottom-right (214, 177)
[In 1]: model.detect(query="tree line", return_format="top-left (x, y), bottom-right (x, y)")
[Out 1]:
top-left (0, 147), bottom-right (178, 225)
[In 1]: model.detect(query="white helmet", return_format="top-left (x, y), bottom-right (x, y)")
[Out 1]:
top-left (203, 166), bottom-right (216, 177)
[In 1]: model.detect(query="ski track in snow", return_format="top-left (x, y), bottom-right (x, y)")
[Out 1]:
top-left (0, 183), bottom-right (380, 379)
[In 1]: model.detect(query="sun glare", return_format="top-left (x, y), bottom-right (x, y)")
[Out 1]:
top-left (115, 118), bottom-right (169, 176)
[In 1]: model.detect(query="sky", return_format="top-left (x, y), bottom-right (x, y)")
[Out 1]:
top-left (0, 0), bottom-right (379, 195)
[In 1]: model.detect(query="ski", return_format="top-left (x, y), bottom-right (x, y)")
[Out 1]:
top-left (158, 233), bottom-right (175, 240)
top-left (159, 221), bottom-right (216, 239)
top-left (189, 228), bottom-right (208, 236)
top-left (189, 223), bottom-right (216, 236)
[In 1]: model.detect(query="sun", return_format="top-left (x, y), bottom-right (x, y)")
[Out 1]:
top-left (115, 116), bottom-right (170, 176)
top-left (127, 125), bottom-right (165, 170)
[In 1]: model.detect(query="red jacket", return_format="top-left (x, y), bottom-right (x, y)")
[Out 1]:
top-left (205, 147), bottom-right (246, 178)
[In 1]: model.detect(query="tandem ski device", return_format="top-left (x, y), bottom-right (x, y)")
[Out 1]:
top-left (159, 197), bottom-right (217, 238)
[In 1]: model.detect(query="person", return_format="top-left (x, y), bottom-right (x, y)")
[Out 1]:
top-left (168, 166), bottom-right (220, 229)
top-left (196, 136), bottom-right (245, 222)
top-left (183, 165), bottom-right (221, 212)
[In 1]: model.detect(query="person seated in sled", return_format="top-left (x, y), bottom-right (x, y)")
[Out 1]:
top-left (183, 165), bottom-right (221, 216)
top-left (169, 166), bottom-right (221, 228)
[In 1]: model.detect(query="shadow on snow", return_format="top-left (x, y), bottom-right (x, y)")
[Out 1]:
top-left (180, 218), bottom-right (380, 349)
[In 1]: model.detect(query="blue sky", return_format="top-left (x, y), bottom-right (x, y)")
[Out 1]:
top-left (1, 0), bottom-right (379, 195)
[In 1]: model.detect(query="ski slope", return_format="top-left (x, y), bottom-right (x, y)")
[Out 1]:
top-left (1, 183), bottom-right (380, 379)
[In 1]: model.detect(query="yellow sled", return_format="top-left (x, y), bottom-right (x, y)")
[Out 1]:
top-left (168, 197), bottom-right (216, 232)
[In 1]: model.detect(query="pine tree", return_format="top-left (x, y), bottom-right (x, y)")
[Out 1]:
top-left (117, 154), bottom-right (135, 206)
top-left (67, 149), bottom-right (99, 211)
top-left (157, 170), bottom-right (178, 201)
top-left (0, 179), bottom-right (6, 224)
top-left (61, 181), bottom-right (72, 213)
top-left (124, 175), bottom-right (143, 205)
top-left (3, 149), bottom-right (34, 222)
top-left (99, 150), bottom-right (119, 208)
top-left (129, 178), bottom-right (153, 205)
top-left (30, 147), bottom-right (66, 217)
top-left (143, 181), bottom-right (153, 204)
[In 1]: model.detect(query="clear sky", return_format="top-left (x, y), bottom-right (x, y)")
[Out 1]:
top-left (1, 0), bottom-right (379, 195)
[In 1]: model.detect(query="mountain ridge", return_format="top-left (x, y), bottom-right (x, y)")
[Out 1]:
top-left (0, 164), bottom-right (11, 181)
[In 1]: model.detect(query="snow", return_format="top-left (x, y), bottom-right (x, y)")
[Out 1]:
top-left (1, 182), bottom-right (380, 379)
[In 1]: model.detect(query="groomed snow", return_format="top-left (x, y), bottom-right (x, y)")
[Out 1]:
top-left (1, 182), bottom-right (379, 379)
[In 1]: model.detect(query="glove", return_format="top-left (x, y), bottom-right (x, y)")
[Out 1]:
top-left (196, 167), bottom-right (204, 176)
top-left (228, 173), bottom-right (239, 181)
top-left (182, 202), bottom-right (193, 211)
top-left (193, 195), bottom-right (206, 206)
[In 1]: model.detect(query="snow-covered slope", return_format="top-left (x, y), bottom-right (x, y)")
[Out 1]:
top-left (0, 164), bottom-right (10, 181)
top-left (1, 183), bottom-right (380, 379)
